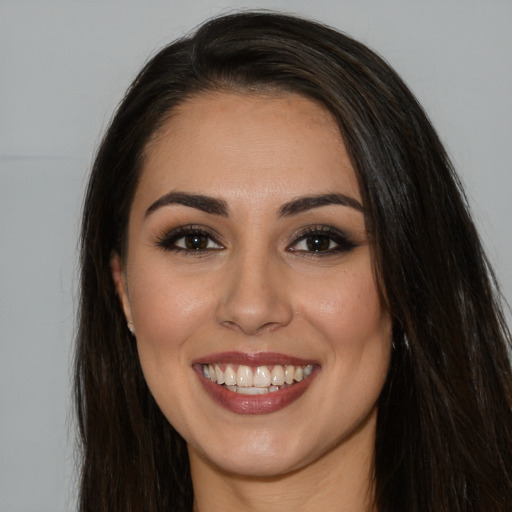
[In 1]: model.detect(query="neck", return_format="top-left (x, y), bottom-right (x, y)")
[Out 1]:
top-left (189, 409), bottom-right (378, 512)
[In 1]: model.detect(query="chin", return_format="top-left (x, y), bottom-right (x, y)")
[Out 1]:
top-left (188, 428), bottom-right (315, 478)
top-left (200, 423), bottom-right (368, 482)
top-left (195, 453), bottom-right (308, 480)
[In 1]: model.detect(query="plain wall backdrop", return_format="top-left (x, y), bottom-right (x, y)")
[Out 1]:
top-left (1, 1), bottom-right (510, 511)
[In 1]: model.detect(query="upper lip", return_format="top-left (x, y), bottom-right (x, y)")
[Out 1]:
top-left (192, 351), bottom-right (317, 366)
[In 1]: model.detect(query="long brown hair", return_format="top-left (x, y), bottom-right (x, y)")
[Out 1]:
top-left (75, 11), bottom-right (512, 511)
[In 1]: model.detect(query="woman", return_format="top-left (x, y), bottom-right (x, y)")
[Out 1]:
top-left (75, 11), bottom-right (512, 512)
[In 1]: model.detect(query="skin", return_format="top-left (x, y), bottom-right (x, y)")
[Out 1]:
top-left (112, 91), bottom-right (392, 511)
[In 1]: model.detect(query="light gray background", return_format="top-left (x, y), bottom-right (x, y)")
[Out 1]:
top-left (1, 1), bottom-right (510, 511)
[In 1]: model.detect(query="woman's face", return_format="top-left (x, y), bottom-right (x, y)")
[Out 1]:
top-left (113, 92), bottom-right (392, 477)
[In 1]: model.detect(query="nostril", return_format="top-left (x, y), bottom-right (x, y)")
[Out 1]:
top-left (214, 260), bottom-right (294, 334)
top-left (219, 318), bottom-right (287, 336)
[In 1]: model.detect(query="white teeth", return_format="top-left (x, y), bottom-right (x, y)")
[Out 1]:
top-left (209, 364), bottom-right (216, 383)
top-left (226, 385), bottom-right (270, 395)
top-left (271, 365), bottom-right (285, 386)
top-left (224, 364), bottom-right (236, 385)
top-left (235, 386), bottom-right (269, 395)
top-left (253, 366), bottom-right (271, 387)
top-left (203, 362), bottom-right (315, 392)
top-left (284, 365), bottom-right (295, 385)
top-left (236, 365), bottom-right (253, 387)
top-left (215, 365), bottom-right (225, 385)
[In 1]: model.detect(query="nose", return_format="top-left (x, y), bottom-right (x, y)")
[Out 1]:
top-left (215, 252), bottom-right (294, 336)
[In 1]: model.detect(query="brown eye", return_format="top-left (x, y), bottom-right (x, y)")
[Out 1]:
top-left (288, 226), bottom-right (356, 255)
top-left (183, 233), bottom-right (209, 250)
top-left (156, 226), bottom-right (224, 252)
top-left (305, 235), bottom-right (332, 252)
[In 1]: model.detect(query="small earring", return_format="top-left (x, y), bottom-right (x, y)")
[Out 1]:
top-left (127, 320), bottom-right (135, 335)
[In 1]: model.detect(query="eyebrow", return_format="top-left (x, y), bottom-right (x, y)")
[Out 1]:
top-left (145, 191), bottom-right (364, 219)
top-left (278, 193), bottom-right (364, 217)
top-left (145, 191), bottom-right (229, 217)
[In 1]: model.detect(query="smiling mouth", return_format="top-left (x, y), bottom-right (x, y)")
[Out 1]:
top-left (201, 363), bottom-right (315, 395)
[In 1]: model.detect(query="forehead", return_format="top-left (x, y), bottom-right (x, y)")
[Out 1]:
top-left (135, 91), bottom-right (361, 211)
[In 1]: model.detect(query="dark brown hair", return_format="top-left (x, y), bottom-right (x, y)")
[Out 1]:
top-left (75, 11), bottom-right (512, 511)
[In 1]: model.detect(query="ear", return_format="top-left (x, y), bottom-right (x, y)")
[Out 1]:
top-left (110, 252), bottom-right (134, 331)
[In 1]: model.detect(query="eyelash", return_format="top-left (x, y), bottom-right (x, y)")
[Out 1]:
top-left (155, 224), bottom-right (356, 256)
top-left (287, 225), bottom-right (356, 256)
top-left (155, 225), bottom-right (224, 254)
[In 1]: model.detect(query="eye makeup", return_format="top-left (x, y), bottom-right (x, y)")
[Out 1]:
top-left (155, 224), bottom-right (224, 253)
top-left (287, 225), bottom-right (357, 256)
top-left (154, 222), bottom-right (357, 257)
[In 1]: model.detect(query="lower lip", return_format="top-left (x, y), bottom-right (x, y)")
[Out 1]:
top-left (194, 366), bottom-right (318, 415)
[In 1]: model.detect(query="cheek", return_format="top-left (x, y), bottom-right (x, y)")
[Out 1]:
top-left (300, 265), bottom-right (388, 346)
top-left (127, 270), bottom-right (214, 430)
top-left (299, 270), bottom-right (390, 436)
top-left (128, 265), bottom-right (214, 368)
